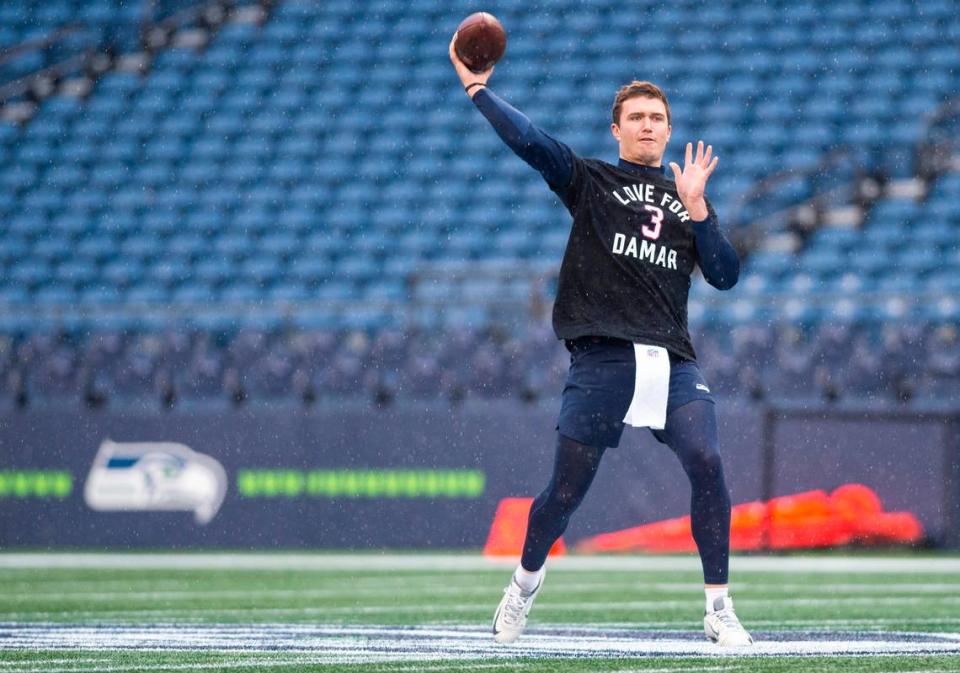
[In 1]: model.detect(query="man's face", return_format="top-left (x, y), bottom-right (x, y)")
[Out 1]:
top-left (611, 95), bottom-right (671, 167)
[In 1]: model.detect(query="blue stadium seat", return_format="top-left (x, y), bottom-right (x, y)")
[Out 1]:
top-left (268, 282), bottom-right (311, 302)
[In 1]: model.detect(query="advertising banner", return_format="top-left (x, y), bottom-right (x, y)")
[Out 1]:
top-left (0, 402), bottom-right (952, 548)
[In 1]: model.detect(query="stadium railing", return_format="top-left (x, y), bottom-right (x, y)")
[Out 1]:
top-left (0, 0), bottom-right (272, 125)
top-left (727, 148), bottom-right (871, 255)
top-left (0, 24), bottom-right (107, 122)
top-left (916, 92), bottom-right (960, 183)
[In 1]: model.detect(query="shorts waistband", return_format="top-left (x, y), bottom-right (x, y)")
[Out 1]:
top-left (564, 336), bottom-right (689, 364)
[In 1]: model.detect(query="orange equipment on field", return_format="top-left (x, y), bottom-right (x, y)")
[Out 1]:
top-left (574, 483), bottom-right (922, 554)
top-left (483, 497), bottom-right (567, 558)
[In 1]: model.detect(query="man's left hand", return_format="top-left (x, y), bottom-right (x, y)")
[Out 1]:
top-left (669, 140), bottom-right (718, 221)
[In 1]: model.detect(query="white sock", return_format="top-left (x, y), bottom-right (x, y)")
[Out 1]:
top-left (705, 586), bottom-right (729, 613)
top-left (513, 565), bottom-right (543, 592)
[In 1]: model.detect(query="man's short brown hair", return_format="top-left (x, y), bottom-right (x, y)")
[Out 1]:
top-left (611, 81), bottom-right (671, 126)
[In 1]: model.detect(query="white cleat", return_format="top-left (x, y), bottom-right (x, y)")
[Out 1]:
top-left (492, 572), bottom-right (544, 644)
top-left (704, 596), bottom-right (754, 647)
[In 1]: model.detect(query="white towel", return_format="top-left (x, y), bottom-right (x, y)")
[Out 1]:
top-left (621, 343), bottom-right (671, 430)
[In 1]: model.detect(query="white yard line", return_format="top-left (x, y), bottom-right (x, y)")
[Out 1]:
top-left (0, 657), bottom-right (397, 673)
top-left (2, 623), bottom-right (960, 661)
top-left (9, 581), bottom-right (960, 603)
top-left (1, 654), bottom-right (743, 673)
top-left (2, 553), bottom-right (960, 573)
top-left (0, 659), bottom-right (113, 668)
top-left (2, 586), bottom-right (499, 603)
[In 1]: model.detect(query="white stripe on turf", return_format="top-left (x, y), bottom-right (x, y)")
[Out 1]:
top-left (0, 663), bottom-right (740, 673)
top-left (0, 659), bottom-right (113, 668)
top-left (0, 657), bottom-right (432, 673)
top-left (1, 624), bottom-right (960, 661)
top-left (2, 553), bottom-right (960, 573)
top-left (9, 581), bottom-right (960, 603)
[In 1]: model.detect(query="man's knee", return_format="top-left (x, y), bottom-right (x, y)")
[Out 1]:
top-left (684, 446), bottom-right (724, 478)
top-left (552, 484), bottom-right (586, 509)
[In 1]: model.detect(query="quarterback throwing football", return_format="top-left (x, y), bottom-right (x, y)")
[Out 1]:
top-left (450, 34), bottom-right (753, 647)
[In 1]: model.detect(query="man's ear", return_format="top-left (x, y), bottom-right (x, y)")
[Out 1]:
top-left (611, 122), bottom-right (621, 141)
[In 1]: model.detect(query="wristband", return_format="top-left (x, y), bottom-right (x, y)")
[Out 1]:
top-left (465, 82), bottom-right (486, 93)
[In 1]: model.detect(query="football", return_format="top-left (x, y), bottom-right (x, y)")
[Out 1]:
top-left (454, 12), bottom-right (507, 74)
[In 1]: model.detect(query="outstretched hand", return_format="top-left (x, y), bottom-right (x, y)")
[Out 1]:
top-left (449, 32), bottom-right (493, 98)
top-left (668, 141), bottom-right (718, 222)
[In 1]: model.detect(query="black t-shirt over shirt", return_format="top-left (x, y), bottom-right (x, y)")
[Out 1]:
top-left (551, 155), bottom-right (716, 361)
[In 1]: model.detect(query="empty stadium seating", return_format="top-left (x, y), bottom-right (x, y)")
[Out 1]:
top-left (1, 0), bottom-right (959, 406)
top-left (2, 318), bottom-right (957, 408)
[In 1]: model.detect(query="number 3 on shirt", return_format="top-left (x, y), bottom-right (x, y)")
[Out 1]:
top-left (642, 204), bottom-right (663, 240)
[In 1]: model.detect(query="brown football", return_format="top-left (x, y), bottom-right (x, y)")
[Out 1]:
top-left (455, 12), bottom-right (507, 74)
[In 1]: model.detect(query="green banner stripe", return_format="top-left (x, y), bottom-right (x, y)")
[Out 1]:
top-left (0, 471), bottom-right (73, 499)
top-left (236, 469), bottom-right (485, 499)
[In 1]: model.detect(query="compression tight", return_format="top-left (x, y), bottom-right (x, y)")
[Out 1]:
top-left (520, 433), bottom-right (605, 572)
top-left (520, 400), bottom-right (731, 585)
top-left (656, 400), bottom-right (731, 585)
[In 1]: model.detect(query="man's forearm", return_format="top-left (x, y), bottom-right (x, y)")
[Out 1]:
top-left (693, 217), bottom-right (739, 290)
top-left (471, 88), bottom-right (573, 190)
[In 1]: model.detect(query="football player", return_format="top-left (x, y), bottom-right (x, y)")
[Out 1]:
top-left (450, 34), bottom-right (753, 648)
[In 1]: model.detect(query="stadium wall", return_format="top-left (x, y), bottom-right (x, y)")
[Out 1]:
top-left (0, 404), bottom-right (955, 549)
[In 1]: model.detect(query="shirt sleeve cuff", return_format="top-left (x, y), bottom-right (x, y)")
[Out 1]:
top-left (471, 87), bottom-right (491, 106)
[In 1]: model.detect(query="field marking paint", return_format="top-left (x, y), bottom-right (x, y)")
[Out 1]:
top-left (11, 581), bottom-right (960, 603)
top-left (546, 619), bottom-right (960, 630)
top-left (0, 659), bottom-right (113, 668)
top-left (3, 553), bottom-right (960, 574)
top-left (2, 586), bottom-right (505, 603)
top-left (2, 624), bottom-right (960, 662)
top-left (15, 662), bottom-right (611, 673)
top-left (7, 613), bottom-right (960, 631)
top-left (0, 658), bottom-right (375, 673)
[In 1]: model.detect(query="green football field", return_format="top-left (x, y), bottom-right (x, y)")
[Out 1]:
top-left (2, 553), bottom-right (960, 672)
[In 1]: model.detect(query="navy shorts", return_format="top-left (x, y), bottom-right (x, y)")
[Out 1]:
top-left (556, 336), bottom-right (715, 449)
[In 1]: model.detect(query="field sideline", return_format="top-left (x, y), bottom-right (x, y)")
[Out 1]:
top-left (2, 553), bottom-right (960, 672)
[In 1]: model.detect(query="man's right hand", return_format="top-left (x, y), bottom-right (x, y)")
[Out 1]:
top-left (449, 32), bottom-right (493, 98)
